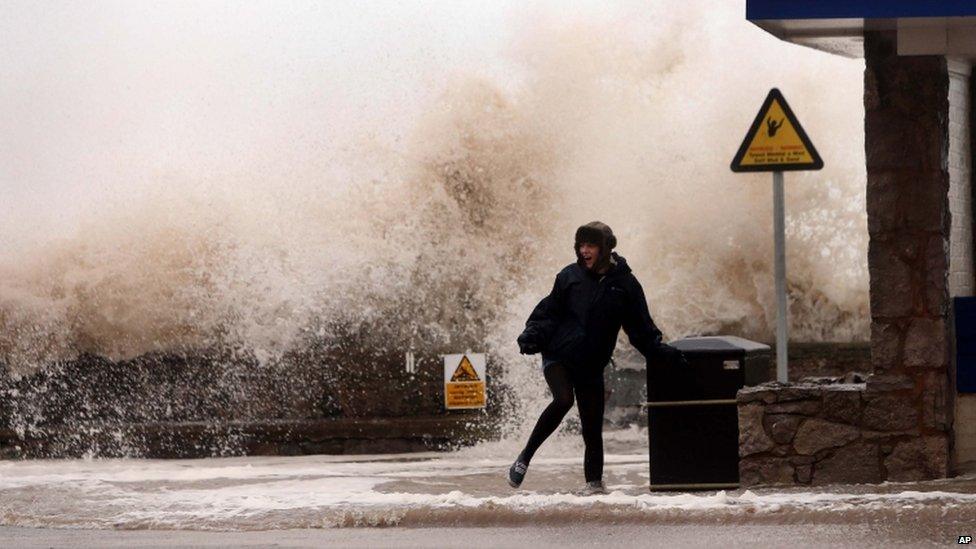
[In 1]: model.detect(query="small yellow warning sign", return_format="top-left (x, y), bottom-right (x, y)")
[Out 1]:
top-left (731, 88), bottom-right (823, 172)
top-left (444, 353), bottom-right (486, 410)
top-left (450, 355), bottom-right (480, 382)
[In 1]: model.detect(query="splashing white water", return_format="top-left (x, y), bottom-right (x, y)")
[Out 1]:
top-left (0, 0), bottom-right (867, 390)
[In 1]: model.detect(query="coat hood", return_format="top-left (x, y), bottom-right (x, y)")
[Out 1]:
top-left (607, 252), bottom-right (631, 275)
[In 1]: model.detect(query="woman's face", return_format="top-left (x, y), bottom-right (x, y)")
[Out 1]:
top-left (578, 242), bottom-right (600, 270)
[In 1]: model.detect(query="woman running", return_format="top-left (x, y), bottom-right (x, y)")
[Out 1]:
top-left (510, 221), bottom-right (685, 494)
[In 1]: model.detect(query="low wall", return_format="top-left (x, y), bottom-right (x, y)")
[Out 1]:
top-left (607, 342), bottom-right (871, 427)
top-left (737, 377), bottom-right (949, 486)
top-left (0, 348), bottom-right (505, 458)
top-left (0, 415), bottom-right (489, 459)
top-left (783, 342), bottom-right (871, 380)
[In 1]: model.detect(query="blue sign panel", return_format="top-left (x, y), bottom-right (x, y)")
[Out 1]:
top-left (747, 0), bottom-right (976, 20)
top-left (955, 297), bottom-right (976, 394)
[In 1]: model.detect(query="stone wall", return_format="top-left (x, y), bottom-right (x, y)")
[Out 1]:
top-left (863, 30), bottom-right (954, 478)
top-left (0, 345), bottom-right (505, 458)
top-left (738, 378), bottom-right (946, 485)
top-left (0, 416), bottom-right (490, 459)
top-left (783, 342), bottom-right (871, 380)
top-left (737, 31), bottom-right (956, 486)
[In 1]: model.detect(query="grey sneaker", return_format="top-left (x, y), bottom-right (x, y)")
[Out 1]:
top-left (577, 480), bottom-right (606, 496)
top-left (508, 460), bottom-right (528, 488)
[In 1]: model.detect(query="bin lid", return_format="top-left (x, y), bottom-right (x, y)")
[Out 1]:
top-left (670, 336), bottom-right (770, 354)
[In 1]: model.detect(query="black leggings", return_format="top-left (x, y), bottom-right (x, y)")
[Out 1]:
top-left (518, 362), bottom-right (605, 482)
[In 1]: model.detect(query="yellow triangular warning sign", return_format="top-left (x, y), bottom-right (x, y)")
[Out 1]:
top-left (450, 355), bottom-right (480, 382)
top-left (731, 88), bottom-right (823, 172)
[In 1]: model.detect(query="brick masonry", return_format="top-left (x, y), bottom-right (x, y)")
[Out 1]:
top-left (738, 31), bottom-right (957, 486)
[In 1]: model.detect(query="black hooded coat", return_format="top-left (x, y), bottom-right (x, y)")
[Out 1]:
top-left (517, 252), bottom-right (679, 371)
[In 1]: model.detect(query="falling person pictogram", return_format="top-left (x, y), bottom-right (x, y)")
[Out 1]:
top-left (450, 355), bottom-right (481, 382)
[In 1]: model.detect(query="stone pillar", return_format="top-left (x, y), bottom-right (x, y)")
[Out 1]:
top-left (950, 59), bottom-right (976, 471)
top-left (864, 30), bottom-right (953, 479)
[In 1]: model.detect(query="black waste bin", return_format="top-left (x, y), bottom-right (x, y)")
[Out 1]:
top-left (646, 336), bottom-right (772, 491)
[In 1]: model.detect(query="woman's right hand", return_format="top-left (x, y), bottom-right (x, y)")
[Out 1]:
top-left (517, 332), bottom-right (541, 355)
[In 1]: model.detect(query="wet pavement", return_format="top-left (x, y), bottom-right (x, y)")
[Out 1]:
top-left (0, 427), bottom-right (973, 546)
top-left (0, 523), bottom-right (971, 548)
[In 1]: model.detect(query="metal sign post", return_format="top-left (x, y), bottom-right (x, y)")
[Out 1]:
top-left (772, 171), bottom-right (788, 382)
top-left (731, 88), bottom-right (824, 383)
